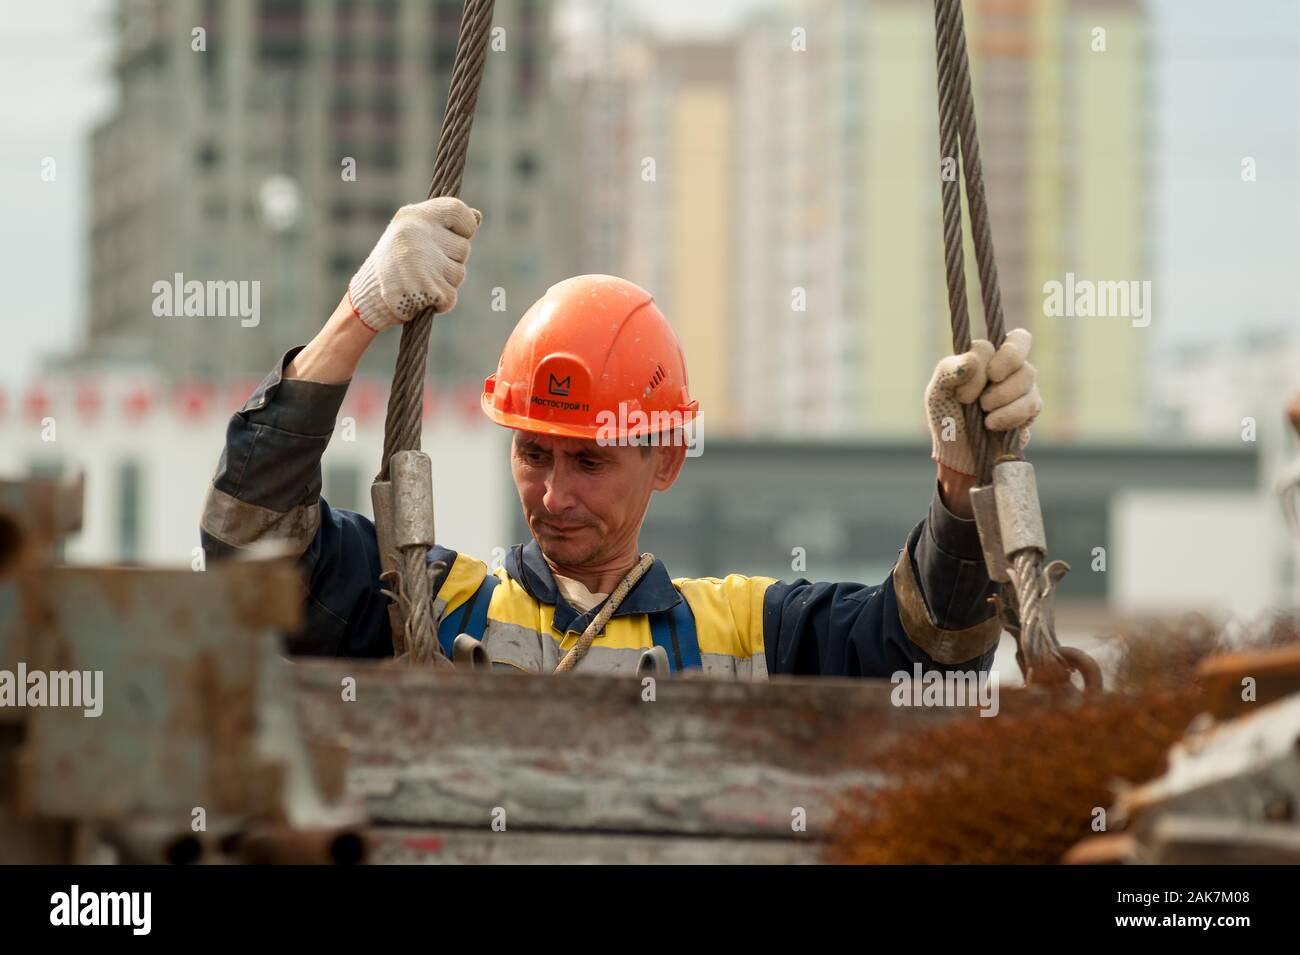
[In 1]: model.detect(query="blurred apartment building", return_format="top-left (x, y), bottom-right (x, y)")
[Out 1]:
top-left (736, 0), bottom-right (1150, 440)
top-left (1151, 331), bottom-right (1300, 445)
top-left (622, 42), bottom-right (738, 434)
top-left (75, 0), bottom-right (570, 385)
top-left (570, 0), bottom-right (1149, 441)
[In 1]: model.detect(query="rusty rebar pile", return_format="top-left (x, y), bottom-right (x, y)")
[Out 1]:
top-left (827, 689), bottom-right (1201, 864)
top-left (829, 613), bottom-right (1300, 864)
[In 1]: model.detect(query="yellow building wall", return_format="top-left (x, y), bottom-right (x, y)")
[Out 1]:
top-left (1071, 7), bottom-right (1146, 439)
top-left (861, 3), bottom-right (943, 438)
top-left (672, 87), bottom-right (734, 433)
top-left (1029, 0), bottom-right (1067, 438)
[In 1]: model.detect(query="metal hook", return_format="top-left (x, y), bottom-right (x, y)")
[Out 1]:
top-left (636, 646), bottom-right (670, 679)
top-left (452, 633), bottom-right (491, 670)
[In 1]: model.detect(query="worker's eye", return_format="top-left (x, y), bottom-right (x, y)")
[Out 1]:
top-left (578, 458), bottom-right (603, 473)
top-left (521, 450), bottom-right (548, 467)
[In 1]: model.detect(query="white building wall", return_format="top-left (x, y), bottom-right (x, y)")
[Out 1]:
top-left (1111, 490), bottom-right (1282, 618)
top-left (0, 376), bottom-right (512, 569)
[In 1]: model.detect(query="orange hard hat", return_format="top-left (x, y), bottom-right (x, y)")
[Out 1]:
top-left (481, 274), bottom-right (698, 442)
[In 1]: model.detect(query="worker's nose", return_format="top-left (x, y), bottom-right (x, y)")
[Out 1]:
top-left (541, 469), bottom-right (577, 516)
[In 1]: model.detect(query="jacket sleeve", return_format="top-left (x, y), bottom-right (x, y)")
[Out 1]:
top-left (199, 347), bottom-right (394, 658)
top-left (762, 481), bottom-right (1001, 677)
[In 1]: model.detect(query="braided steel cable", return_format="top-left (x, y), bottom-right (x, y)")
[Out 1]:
top-left (933, 0), bottom-right (1080, 685)
top-left (377, 0), bottom-right (496, 665)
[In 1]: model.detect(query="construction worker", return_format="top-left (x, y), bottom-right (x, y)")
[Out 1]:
top-left (200, 197), bottom-right (1042, 678)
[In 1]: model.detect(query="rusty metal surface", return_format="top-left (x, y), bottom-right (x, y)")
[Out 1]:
top-left (0, 579), bottom-right (30, 726)
top-left (236, 825), bottom-right (369, 865)
top-left (0, 726), bottom-right (72, 862)
top-left (291, 661), bottom-right (1046, 838)
top-left (1116, 692), bottom-right (1300, 834)
top-left (368, 826), bottom-right (823, 864)
top-left (0, 475), bottom-right (86, 709)
top-left (19, 561), bottom-right (302, 821)
top-left (828, 688), bottom-right (1202, 864)
top-left (1198, 643), bottom-right (1300, 718)
top-left (0, 474), bottom-right (84, 571)
top-left (0, 809), bottom-right (73, 863)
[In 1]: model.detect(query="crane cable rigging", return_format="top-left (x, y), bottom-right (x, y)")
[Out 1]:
top-left (372, 0), bottom-right (1102, 690)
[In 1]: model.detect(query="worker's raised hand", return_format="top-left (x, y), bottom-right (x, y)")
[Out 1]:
top-left (347, 197), bottom-right (482, 332)
top-left (925, 328), bottom-right (1042, 477)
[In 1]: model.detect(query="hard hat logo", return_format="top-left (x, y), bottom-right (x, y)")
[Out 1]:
top-left (527, 356), bottom-right (591, 422)
top-left (481, 274), bottom-right (698, 443)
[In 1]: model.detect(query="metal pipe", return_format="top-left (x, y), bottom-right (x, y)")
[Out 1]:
top-left (100, 822), bottom-right (206, 865)
top-left (370, 479), bottom-right (407, 654)
top-left (452, 633), bottom-right (490, 669)
top-left (390, 451), bottom-right (435, 549)
top-left (233, 826), bottom-right (370, 865)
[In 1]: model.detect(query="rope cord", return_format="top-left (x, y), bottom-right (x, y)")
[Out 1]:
top-left (554, 554), bottom-right (657, 674)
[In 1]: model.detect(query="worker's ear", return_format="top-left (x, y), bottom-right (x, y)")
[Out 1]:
top-left (651, 440), bottom-right (687, 492)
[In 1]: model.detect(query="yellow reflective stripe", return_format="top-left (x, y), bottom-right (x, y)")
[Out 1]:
top-left (553, 615), bottom-right (651, 652)
top-left (475, 567), bottom-right (777, 662)
top-left (484, 572), bottom-right (555, 634)
top-left (437, 552), bottom-right (489, 621)
top-left (675, 574), bottom-right (776, 658)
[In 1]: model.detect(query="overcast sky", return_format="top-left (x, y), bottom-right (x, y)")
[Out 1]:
top-left (0, 0), bottom-right (1295, 387)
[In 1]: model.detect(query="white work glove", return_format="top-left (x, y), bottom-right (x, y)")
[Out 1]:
top-left (925, 328), bottom-right (1042, 477)
top-left (348, 197), bottom-right (481, 332)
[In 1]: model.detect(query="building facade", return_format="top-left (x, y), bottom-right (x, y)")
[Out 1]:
top-left (745, 0), bottom-right (1148, 441)
top-left (81, 0), bottom-right (569, 386)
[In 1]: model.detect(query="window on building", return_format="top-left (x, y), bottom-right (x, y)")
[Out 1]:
top-left (258, 0), bottom-right (305, 65)
top-left (118, 460), bottom-right (142, 562)
top-left (516, 48), bottom-right (537, 105)
top-left (507, 203), bottom-right (531, 228)
top-left (27, 457), bottom-right (64, 479)
top-left (372, 88), bottom-right (400, 120)
top-left (432, 39), bottom-right (456, 73)
top-left (373, 140), bottom-right (399, 170)
top-left (515, 150), bottom-right (539, 181)
top-left (200, 0), bottom-right (223, 79)
top-left (434, 1), bottom-right (462, 33)
top-left (198, 143), bottom-right (221, 170)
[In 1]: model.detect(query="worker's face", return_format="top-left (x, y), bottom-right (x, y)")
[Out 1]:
top-left (511, 431), bottom-right (685, 567)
